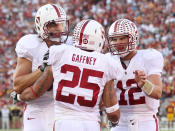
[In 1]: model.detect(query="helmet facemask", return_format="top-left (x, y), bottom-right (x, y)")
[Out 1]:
top-left (108, 34), bottom-right (136, 57)
top-left (35, 4), bottom-right (69, 45)
top-left (44, 20), bottom-right (69, 44)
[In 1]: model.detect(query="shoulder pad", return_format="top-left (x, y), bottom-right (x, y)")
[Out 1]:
top-left (142, 49), bottom-right (164, 75)
top-left (15, 34), bottom-right (42, 61)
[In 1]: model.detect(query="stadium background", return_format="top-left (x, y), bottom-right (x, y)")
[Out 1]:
top-left (0, 0), bottom-right (175, 130)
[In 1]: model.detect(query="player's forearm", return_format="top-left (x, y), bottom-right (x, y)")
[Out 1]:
top-left (19, 67), bottom-right (53, 101)
top-left (32, 66), bottom-right (53, 97)
top-left (143, 75), bottom-right (162, 99)
top-left (103, 80), bottom-right (117, 107)
top-left (13, 69), bottom-right (42, 94)
top-left (19, 87), bottom-right (37, 101)
top-left (103, 79), bottom-right (120, 122)
top-left (148, 84), bottom-right (162, 99)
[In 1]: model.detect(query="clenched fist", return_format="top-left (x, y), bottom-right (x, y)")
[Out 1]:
top-left (134, 70), bottom-right (146, 88)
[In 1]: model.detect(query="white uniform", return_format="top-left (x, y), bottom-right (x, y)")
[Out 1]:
top-left (48, 44), bottom-right (124, 131)
top-left (110, 49), bottom-right (164, 131)
top-left (1, 107), bottom-right (10, 130)
top-left (15, 34), bottom-right (55, 131)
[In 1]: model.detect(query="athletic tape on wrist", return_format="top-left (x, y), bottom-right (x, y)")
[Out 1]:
top-left (105, 103), bottom-right (119, 113)
top-left (17, 94), bottom-right (22, 101)
top-left (111, 120), bottom-right (119, 125)
top-left (142, 80), bottom-right (154, 95)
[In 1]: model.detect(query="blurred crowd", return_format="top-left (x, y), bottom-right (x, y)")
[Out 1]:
top-left (0, 0), bottom-right (175, 127)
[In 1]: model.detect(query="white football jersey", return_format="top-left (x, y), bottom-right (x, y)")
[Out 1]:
top-left (48, 44), bottom-right (124, 121)
top-left (65, 35), bottom-right (73, 45)
top-left (15, 34), bottom-right (53, 110)
top-left (112, 49), bottom-right (164, 115)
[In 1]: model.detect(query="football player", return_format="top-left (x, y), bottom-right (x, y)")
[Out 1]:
top-left (166, 102), bottom-right (174, 129)
top-left (107, 19), bottom-right (164, 131)
top-left (12, 4), bottom-right (69, 131)
top-left (16, 19), bottom-right (124, 131)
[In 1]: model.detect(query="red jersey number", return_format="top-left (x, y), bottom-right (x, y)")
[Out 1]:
top-left (117, 79), bottom-right (146, 105)
top-left (56, 64), bottom-right (104, 107)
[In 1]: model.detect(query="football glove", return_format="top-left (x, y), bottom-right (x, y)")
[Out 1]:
top-left (40, 50), bottom-right (50, 72)
top-left (10, 91), bottom-right (21, 104)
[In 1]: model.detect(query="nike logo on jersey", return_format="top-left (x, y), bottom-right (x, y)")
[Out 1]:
top-left (27, 117), bottom-right (35, 120)
top-left (130, 119), bottom-right (135, 125)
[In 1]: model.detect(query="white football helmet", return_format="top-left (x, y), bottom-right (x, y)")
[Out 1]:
top-left (73, 19), bottom-right (106, 52)
top-left (108, 19), bottom-right (139, 57)
top-left (35, 4), bottom-right (69, 44)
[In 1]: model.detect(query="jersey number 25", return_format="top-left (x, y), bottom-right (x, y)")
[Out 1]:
top-left (56, 64), bottom-right (104, 107)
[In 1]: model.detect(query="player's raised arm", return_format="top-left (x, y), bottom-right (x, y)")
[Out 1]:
top-left (102, 79), bottom-right (120, 124)
top-left (134, 50), bottom-right (164, 99)
top-left (134, 70), bottom-right (162, 99)
top-left (147, 74), bottom-right (162, 99)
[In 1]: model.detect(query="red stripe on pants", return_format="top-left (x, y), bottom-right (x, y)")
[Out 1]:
top-left (153, 115), bottom-right (159, 131)
top-left (53, 120), bottom-right (56, 131)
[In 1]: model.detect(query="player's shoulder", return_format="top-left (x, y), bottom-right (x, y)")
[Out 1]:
top-left (65, 36), bottom-right (73, 45)
top-left (49, 44), bottom-right (73, 55)
top-left (50, 44), bottom-right (73, 51)
top-left (104, 53), bottom-right (120, 63)
top-left (104, 52), bottom-right (112, 58)
top-left (100, 53), bottom-right (121, 71)
top-left (138, 48), bottom-right (163, 61)
top-left (49, 44), bottom-right (75, 65)
top-left (16, 34), bottom-right (42, 49)
top-left (102, 53), bottom-right (124, 80)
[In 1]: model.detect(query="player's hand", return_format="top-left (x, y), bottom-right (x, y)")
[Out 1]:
top-left (133, 70), bottom-right (146, 88)
top-left (10, 91), bottom-right (20, 104)
top-left (107, 120), bottom-right (119, 128)
top-left (40, 50), bottom-right (50, 72)
top-left (43, 50), bottom-right (49, 64)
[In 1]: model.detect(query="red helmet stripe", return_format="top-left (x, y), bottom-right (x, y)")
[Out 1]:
top-left (114, 21), bottom-right (119, 32)
top-left (52, 5), bottom-right (61, 17)
top-left (79, 20), bottom-right (90, 45)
